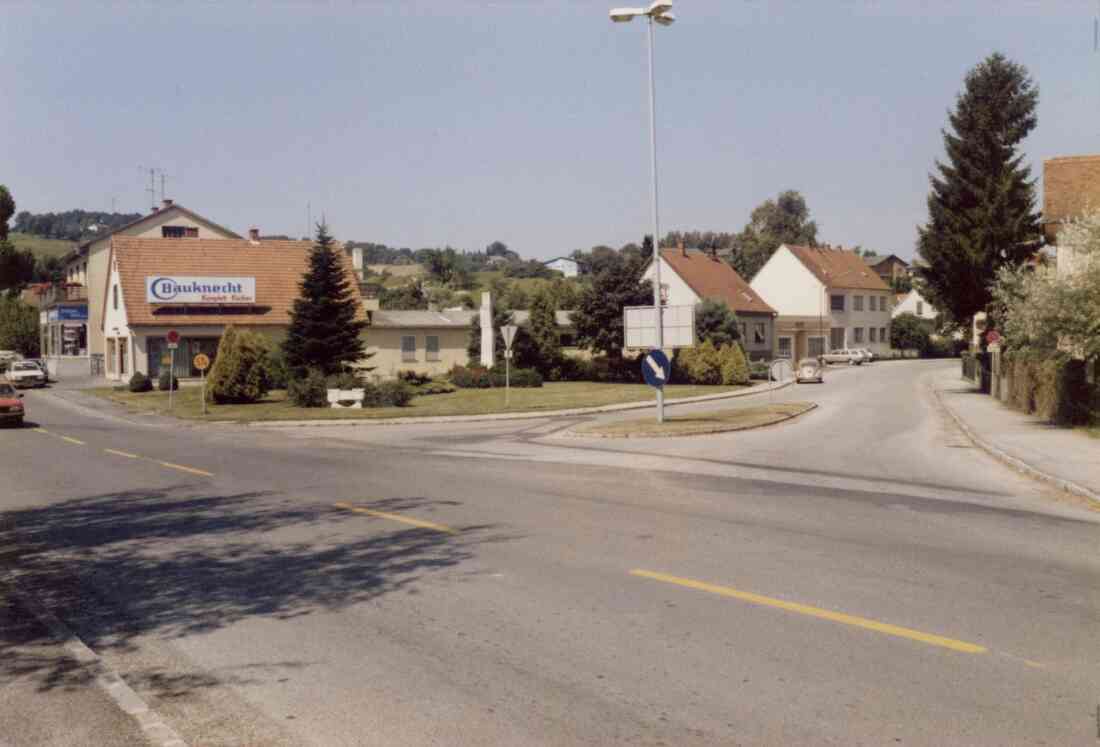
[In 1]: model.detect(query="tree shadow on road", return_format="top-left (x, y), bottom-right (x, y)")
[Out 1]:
top-left (0, 487), bottom-right (517, 693)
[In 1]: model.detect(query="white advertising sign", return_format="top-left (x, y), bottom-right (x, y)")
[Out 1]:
top-left (624, 305), bottom-right (696, 349)
top-left (146, 276), bottom-right (256, 304)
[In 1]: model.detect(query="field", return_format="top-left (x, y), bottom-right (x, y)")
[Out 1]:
top-left (9, 232), bottom-right (76, 259)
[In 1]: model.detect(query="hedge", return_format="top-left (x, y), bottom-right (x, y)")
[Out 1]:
top-left (449, 364), bottom-right (544, 388)
top-left (1004, 350), bottom-right (1090, 426)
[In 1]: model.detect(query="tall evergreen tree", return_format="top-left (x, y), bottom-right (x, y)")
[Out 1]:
top-left (527, 288), bottom-right (561, 374)
top-left (283, 223), bottom-right (367, 376)
top-left (917, 52), bottom-right (1041, 326)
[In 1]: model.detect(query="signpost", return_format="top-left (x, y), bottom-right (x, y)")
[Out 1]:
top-left (501, 324), bottom-right (518, 406)
top-left (641, 348), bottom-right (670, 392)
top-left (166, 330), bottom-right (180, 411)
top-left (194, 353), bottom-right (211, 416)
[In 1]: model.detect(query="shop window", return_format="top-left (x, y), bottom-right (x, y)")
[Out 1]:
top-left (401, 335), bottom-right (417, 362)
top-left (426, 335), bottom-right (441, 362)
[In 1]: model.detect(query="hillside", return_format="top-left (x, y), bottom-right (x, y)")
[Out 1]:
top-left (9, 232), bottom-right (76, 260)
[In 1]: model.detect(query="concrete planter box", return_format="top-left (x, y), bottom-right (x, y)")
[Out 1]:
top-left (327, 388), bottom-right (365, 409)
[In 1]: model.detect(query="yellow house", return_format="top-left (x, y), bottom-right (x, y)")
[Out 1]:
top-left (366, 310), bottom-right (477, 378)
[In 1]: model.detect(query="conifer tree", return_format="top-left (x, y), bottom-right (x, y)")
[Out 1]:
top-left (917, 52), bottom-right (1041, 326)
top-left (283, 223), bottom-right (367, 376)
top-left (527, 288), bottom-right (561, 374)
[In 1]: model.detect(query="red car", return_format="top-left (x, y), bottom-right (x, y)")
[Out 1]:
top-left (0, 382), bottom-right (25, 427)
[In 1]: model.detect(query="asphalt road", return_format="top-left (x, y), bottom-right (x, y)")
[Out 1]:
top-left (2, 360), bottom-right (1098, 746)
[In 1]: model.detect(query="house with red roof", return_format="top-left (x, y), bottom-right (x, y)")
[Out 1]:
top-left (750, 244), bottom-right (893, 360)
top-left (642, 246), bottom-right (777, 360)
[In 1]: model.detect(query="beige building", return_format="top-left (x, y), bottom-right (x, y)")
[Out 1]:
top-left (366, 310), bottom-right (477, 378)
top-left (57, 200), bottom-right (240, 377)
top-left (1043, 154), bottom-right (1100, 278)
top-left (750, 244), bottom-right (893, 360)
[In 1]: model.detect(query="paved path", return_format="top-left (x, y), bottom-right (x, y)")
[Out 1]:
top-left (3, 360), bottom-right (1099, 745)
top-left (932, 367), bottom-right (1100, 501)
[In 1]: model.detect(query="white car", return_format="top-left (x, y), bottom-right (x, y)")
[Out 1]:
top-left (7, 360), bottom-right (47, 388)
top-left (855, 348), bottom-right (876, 363)
top-left (821, 348), bottom-right (864, 366)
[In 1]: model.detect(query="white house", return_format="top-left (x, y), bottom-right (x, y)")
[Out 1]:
top-left (543, 257), bottom-right (579, 278)
top-left (750, 244), bottom-right (893, 360)
top-left (892, 289), bottom-right (938, 321)
top-left (642, 246), bottom-right (777, 360)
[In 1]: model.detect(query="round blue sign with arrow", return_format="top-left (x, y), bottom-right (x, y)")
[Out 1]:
top-left (641, 348), bottom-right (671, 389)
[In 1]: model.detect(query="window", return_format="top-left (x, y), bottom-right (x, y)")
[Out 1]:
top-left (854, 295), bottom-right (864, 311)
top-left (869, 296), bottom-right (877, 311)
top-left (853, 327), bottom-right (864, 343)
top-left (112, 284), bottom-right (118, 310)
top-left (659, 283), bottom-right (670, 304)
top-left (119, 338), bottom-right (128, 375)
top-left (162, 226), bottom-right (199, 238)
top-left (808, 337), bottom-right (825, 357)
top-left (916, 301), bottom-right (924, 316)
top-left (107, 339), bottom-right (116, 374)
top-left (869, 327), bottom-right (877, 343)
top-left (777, 337), bottom-right (792, 359)
top-left (830, 328), bottom-right (845, 350)
top-left (401, 335), bottom-right (417, 362)
top-left (753, 323), bottom-right (766, 345)
top-left (426, 335), bottom-right (440, 362)
top-left (881, 296), bottom-right (889, 311)
top-left (738, 322), bottom-right (747, 341)
top-left (830, 294), bottom-right (845, 312)
top-left (880, 326), bottom-right (887, 342)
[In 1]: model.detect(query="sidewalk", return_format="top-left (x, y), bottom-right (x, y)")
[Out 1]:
top-left (932, 368), bottom-right (1100, 504)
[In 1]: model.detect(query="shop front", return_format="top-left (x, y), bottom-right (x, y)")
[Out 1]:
top-left (145, 335), bottom-right (220, 379)
top-left (41, 286), bottom-right (92, 378)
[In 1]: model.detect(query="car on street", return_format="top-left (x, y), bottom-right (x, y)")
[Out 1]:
top-left (795, 357), bottom-right (824, 383)
top-left (7, 360), bottom-right (47, 388)
top-left (0, 382), bottom-right (25, 427)
top-left (855, 348), bottom-right (876, 363)
top-left (24, 358), bottom-right (49, 377)
top-left (821, 348), bottom-right (864, 365)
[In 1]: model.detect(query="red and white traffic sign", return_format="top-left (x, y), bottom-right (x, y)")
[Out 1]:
top-left (166, 330), bottom-right (180, 344)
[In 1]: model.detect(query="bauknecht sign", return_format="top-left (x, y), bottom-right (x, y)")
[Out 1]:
top-left (146, 276), bottom-right (257, 304)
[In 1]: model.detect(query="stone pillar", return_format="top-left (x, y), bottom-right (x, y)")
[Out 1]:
top-left (480, 292), bottom-right (494, 367)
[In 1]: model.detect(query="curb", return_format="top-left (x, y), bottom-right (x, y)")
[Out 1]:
top-left (212, 379), bottom-right (796, 428)
top-left (932, 383), bottom-right (1100, 508)
top-left (4, 579), bottom-right (188, 747)
top-left (558, 402), bottom-right (818, 439)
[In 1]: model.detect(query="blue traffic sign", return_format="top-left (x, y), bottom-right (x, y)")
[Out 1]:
top-left (641, 348), bottom-right (671, 389)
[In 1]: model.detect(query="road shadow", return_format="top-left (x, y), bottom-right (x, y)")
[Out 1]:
top-left (0, 487), bottom-right (516, 692)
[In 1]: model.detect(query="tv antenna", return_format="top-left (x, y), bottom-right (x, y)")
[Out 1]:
top-left (137, 165), bottom-right (164, 211)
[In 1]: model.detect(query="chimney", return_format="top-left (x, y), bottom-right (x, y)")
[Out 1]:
top-left (161, 198), bottom-right (173, 209)
top-left (679, 240), bottom-right (687, 257)
top-left (248, 227), bottom-right (260, 242)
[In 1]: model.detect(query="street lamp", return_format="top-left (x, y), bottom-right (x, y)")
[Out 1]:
top-left (609, 0), bottom-right (675, 423)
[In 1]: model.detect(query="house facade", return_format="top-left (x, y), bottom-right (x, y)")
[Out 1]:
top-left (49, 200), bottom-right (240, 378)
top-left (1043, 154), bottom-right (1100, 278)
top-left (643, 247), bottom-right (777, 360)
top-left (867, 254), bottom-right (910, 287)
top-left (543, 257), bottom-right (579, 278)
top-left (892, 289), bottom-right (938, 321)
top-left (750, 244), bottom-right (893, 360)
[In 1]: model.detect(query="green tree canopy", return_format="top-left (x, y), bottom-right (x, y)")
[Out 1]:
top-left (526, 288), bottom-right (561, 375)
top-left (891, 312), bottom-right (933, 352)
top-left (694, 299), bottom-right (741, 348)
top-left (282, 223), bottom-right (367, 376)
top-left (0, 295), bottom-right (40, 356)
top-left (728, 190), bottom-right (818, 280)
top-left (0, 186), bottom-right (15, 241)
top-left (917, 52), bottom-right (1041, 327)
top-left (573, 253), bottom-right (651, 359)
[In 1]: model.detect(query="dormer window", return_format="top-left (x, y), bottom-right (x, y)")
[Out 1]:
top-left (162, 226), bottom-right (199, 239)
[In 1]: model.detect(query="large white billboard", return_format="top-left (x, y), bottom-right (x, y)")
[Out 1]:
top-left (623, 305), bottom-right (695, 349)
top-left (146, 276), bottom-right (256, 304)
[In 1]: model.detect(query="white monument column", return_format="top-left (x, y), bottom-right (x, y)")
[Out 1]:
top-left (480, 292), bottom-right (494, 367)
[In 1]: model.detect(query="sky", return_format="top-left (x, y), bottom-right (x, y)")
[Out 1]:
top-left (3, 1), bottom-right (1098, 261)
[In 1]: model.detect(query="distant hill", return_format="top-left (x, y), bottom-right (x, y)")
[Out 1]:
top-left (12, 209), bottom-right (142, 243)
top-left (8, 232), bottom-right (76, 260)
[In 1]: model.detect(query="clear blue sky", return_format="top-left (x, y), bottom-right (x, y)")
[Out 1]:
top-left (3, 2), bottom-right (1096, 260)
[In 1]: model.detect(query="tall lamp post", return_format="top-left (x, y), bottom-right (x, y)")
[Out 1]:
top-left (610, 1), bottom-right (675, 423)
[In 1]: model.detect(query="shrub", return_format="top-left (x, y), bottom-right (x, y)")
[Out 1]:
top-left (207, 326), bottom-right (273, 404)
top-left (288, 368), bottom-right (328, 408)
top-left (128, 372), bottom-right (152, 393)
top-left (264, 348), bottom-right (290, 389)
top-left (363, 379), bottom-right (413, 407)
top-left (677, 340), bottom-right (723, 385)
top-left (449, 364), bottom-right (492, 388)
top-left (410, 380), bottom-right (456, 396)
top-left (489, 366), bottom-right (543, 388)
top-left (719, 344), bottom-right (750, 385)
top-left (327, 371), bottom-right (364, 390)
top-left (749, 361), bottom-right (770, 380)
top-left (157, 369), bottom-right (179, 391)
top-left (397, 370), bottom-right (432, 386)
top-left (1036, 355), bottom-right (1090, 426)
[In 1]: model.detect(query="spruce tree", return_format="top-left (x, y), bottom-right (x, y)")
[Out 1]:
top-left (283, 223), bottom-right (367, 376)
top-left (917, 52), bottom-right (1041, 326)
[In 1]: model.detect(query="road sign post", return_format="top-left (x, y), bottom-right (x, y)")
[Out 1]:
top-left (641, 348), bottom-right (671, 421)
top-left (194, 353), bottom-right (210, 416)
top-left (166, 330), bottom-right (180, 412)
top-left (501, 324), bottom-right (518, 406)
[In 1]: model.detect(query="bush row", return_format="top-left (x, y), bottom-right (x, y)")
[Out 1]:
top-left (449, 364), bottom-right (544, 389)
top-left (1003, 350), bottom-right (1091, 426)
top-left (287, 370), bottom-right (416, 409)
top-left (674, 341), bottom-right (750, 385)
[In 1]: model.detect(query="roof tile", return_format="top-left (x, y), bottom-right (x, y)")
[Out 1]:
top-left (784, 245), bottom-right (891, 291)
top-left (660, 249), bottom-right (776, 315)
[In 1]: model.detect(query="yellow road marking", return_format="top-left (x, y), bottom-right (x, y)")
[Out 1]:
top-left (630, 569), bottom-right (987, 655)
top-left (334, 501), bottom-right (457, 535)
top-left (158, 461), bottom-right (215, 478)
top-left (104, 448), bottom-right (140, 459)
top-left (59, 435), bottom-right (85, 446)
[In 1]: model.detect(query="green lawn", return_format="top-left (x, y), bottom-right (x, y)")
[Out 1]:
top-left (91, 382), bottom-right (744, 422)
top-left (575, 402), bottom-right (815, 438)
top-left (9, 232), bottom-right (76, 259)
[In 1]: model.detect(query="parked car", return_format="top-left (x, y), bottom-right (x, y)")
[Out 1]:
top-left (855, 348), bottom-right (876, 363)
top-left (822, 348), bottom-right (864, 366)
top-left (0, 382), bottom-right (25, 427)
top-left (23, 358), bottom-right (49, 378)
top-left (795, 357), bottom-right (824, 383)
top-left (7, 360), bottom-right (47, 388)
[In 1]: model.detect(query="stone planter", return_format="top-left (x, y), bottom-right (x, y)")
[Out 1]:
top-left (327, 388), bottom-right (365, 409)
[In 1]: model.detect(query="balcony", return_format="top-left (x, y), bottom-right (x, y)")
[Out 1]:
top-left (43, 284), bottom-right (88, 306)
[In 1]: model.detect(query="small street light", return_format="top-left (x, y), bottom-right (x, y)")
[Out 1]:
top-left (609, 0), bottom-right (675, 423)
